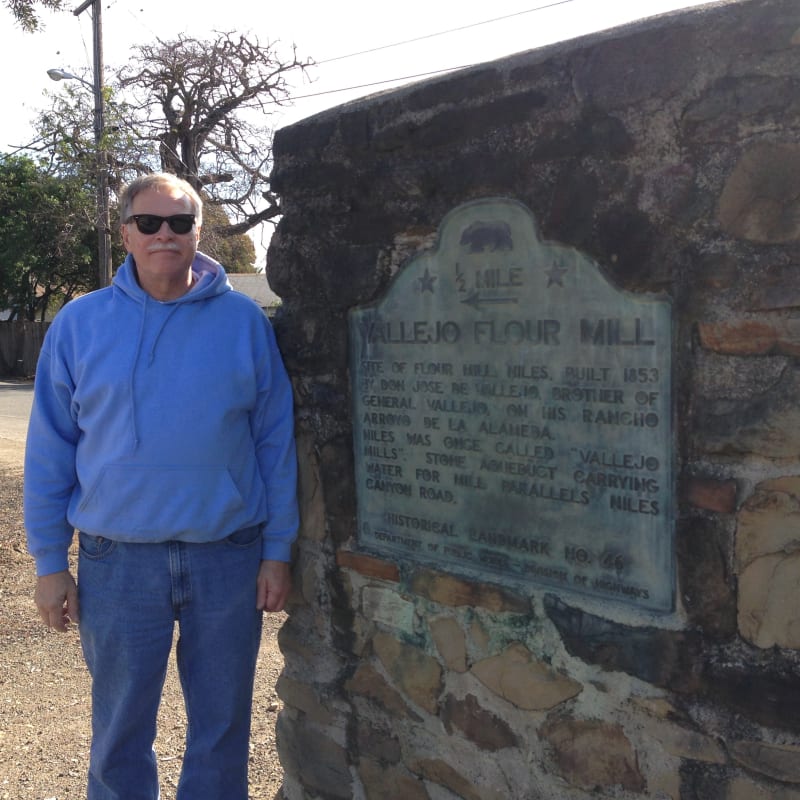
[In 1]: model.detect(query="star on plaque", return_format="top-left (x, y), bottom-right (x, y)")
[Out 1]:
top-left (418, 268), bottom-right (437, 293)
top-left (546, 260), bottom-right (568, 287)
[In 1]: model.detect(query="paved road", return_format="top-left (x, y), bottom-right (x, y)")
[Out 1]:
top-left (0, 380), bottom-right (34, 445)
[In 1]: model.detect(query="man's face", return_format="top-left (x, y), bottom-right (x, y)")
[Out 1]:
top-left (121, 186), bottom-right (200, 295)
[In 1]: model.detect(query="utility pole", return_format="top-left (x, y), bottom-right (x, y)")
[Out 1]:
top-left (74, 0), bottom-right (112, 288)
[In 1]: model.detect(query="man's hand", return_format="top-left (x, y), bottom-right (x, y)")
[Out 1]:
top-left (34, 570), bottom-right (79, 632)
top-left (256, 560), bottom-right (291, 613)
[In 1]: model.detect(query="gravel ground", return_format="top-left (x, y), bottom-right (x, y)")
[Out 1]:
top-left (0, 436), bottom-right (286, 800)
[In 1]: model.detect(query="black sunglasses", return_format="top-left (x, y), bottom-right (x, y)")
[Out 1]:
top-left (125, 214), bottom-right (196, 235)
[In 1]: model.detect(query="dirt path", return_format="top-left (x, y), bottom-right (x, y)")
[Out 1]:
top-left (0, 439), bottom-right (286, 800)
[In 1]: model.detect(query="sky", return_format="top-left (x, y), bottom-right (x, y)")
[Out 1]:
top-left (0, 0), bottom-right (713, 262)
top-left (1, 0), bottom-right (714, 149)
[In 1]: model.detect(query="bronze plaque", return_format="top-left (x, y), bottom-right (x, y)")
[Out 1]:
top-left (349, 199), bottom-right (674, 611)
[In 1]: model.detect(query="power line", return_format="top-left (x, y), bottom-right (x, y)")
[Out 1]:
top-left (289, 65), bottom-right (477, 102)
top-left (66, 2), bottom-right (578, 121)
top-left (113, 1), bottom-right (576, 82)
top-left (289, 1), bottom-right (576, 106)
top-left (316, 1), bottom-right (576, 65)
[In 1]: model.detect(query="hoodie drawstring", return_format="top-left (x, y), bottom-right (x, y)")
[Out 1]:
top-left (128, 294), bottom-right (148, 451)
top-left (149, 305), bottom-right (181, 364)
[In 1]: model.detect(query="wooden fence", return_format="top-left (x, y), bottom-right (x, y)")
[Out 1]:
top-left (0, 321), bottom-right (49, 378)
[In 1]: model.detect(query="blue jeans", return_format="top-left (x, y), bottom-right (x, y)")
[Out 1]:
top-left (77, 527), bottom-right (264, 800)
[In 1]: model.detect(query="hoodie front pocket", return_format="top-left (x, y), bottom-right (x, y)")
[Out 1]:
top-left (78, 464), bottom-right (245, 537)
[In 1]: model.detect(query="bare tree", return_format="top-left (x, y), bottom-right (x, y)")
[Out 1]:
top-left (118, 32), bottom-right (311, 236)
top-left (24, 30), bottom-right (311, 259)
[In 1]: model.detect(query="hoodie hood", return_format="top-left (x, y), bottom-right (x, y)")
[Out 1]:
top-left (113, 250), bottom-right (232, 304)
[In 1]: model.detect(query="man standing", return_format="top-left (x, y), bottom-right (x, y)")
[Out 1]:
top-left (24, 173), bottom-right (298, 800)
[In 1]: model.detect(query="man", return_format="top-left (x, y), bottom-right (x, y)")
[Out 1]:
top-left (24, 173), bottom-right (299, 800)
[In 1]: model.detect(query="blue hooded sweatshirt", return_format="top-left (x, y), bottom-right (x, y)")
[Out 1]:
top-left (24, 252), bottom-right (299, 577)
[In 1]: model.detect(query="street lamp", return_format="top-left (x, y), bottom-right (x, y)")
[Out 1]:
top-left (46, 68), bottom-right (93, 90)
top-left (47, 0), bottom-right (111, 289)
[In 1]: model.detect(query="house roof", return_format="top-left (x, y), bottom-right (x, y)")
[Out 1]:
top-left (227, 273), bottom-right (281, 308)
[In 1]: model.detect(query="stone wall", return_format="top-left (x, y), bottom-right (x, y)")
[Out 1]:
top-left (266, 0), bottom-right (800, 797)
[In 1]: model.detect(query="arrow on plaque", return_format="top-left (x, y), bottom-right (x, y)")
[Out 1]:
top-left (460, 291), bottom-right (519, 310)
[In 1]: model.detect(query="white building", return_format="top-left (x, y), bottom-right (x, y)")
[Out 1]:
top-left (227, 274), bottom-right (282, 313)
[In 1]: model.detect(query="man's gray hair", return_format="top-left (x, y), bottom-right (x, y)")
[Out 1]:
top-left (119, 173), bottom-right (203, 226)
